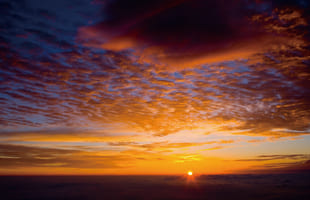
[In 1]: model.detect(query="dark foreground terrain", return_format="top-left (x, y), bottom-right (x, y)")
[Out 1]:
top-left (1, 173), bottom-right (310, 200)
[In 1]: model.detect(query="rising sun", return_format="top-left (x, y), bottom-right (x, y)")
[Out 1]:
top-left (187, 171), bottom-right (193, 176)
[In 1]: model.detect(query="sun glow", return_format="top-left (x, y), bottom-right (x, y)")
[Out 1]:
top-left (187, 171), bottom-right (193, 176)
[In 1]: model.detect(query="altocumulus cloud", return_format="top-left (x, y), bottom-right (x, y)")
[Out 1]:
top-left (0, 0), bottom-right (309, 171)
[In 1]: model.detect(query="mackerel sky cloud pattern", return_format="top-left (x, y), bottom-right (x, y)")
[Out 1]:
top-left (0, 0), bottom-right (309, 174)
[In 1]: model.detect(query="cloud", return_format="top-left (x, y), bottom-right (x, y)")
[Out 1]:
top-left (240, 160), bottom-right (310, 174)
top-left (0, 0), bottom-right (309, 175)
top-left (0, 127), bottom-right (142, 146)
top-left (234, 154), bottom-right (310, 173)
top-left (236, 154), bottom-right (310, 162)
top-left (0, 144), bottom-right (130, 169)
top-left (77, 0), bottom-right (309, 68)
top-left (108, 139), bottom-right (235, 152)
top-left (2, 1), bottom-right (309, 136)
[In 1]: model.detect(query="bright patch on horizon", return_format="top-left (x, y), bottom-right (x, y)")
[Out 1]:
top-left (188, 171), bottom-right (193, 176)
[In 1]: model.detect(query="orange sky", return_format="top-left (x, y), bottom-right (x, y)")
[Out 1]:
top-left (0, 0), bottom-right (309, 175)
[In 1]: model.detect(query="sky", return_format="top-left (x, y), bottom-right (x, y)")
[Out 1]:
top-left (0, 0), bottom-right (309, 175)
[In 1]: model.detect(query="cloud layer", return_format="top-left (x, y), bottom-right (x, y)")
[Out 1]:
top-left (0, 0), bottom-right (309, 174)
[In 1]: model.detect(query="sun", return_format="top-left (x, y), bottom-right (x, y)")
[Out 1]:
top-left (187, 171), bottom-right (193, 176)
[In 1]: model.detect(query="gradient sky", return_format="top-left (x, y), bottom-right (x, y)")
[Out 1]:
top-left (0, 0), bottom-right (309, 175)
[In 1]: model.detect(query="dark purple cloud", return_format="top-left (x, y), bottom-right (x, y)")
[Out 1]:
top-left (78, 0), bottom-right (309, 67)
